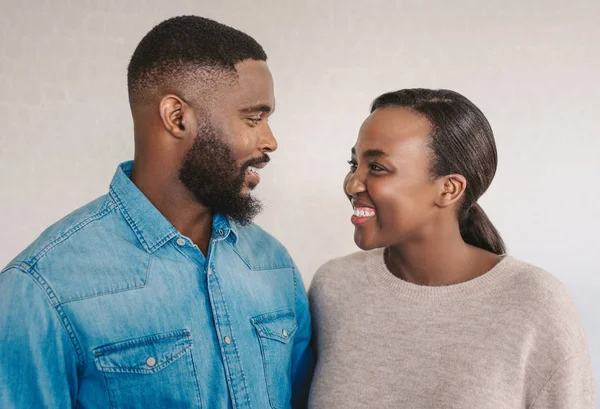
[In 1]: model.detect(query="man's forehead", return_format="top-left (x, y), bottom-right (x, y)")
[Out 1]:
top-left (195, 59), bottom-right (274, 115)
top-left (215, 61), bottom-right (274, 112)
top-left (235, 59), bottom-right (272, 80)
top-left (219, 93), bottom-right (275, 114)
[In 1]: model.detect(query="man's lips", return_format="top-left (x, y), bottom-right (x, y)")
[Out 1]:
top-left (245, 166), bottom-right (261, 187)
top-left (244, 160), bottom-right (268, 188)
top-left (250, 161), bottom-right (268, 169)
top-left (241, 151), bottom-right (271, 191)
top-left (244, 153), bottom-right (270, 170)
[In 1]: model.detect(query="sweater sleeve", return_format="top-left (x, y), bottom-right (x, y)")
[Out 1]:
top-left (530, 351), bottom-right (595, 409)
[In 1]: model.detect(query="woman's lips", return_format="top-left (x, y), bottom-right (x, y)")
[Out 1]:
top-left (351, 206), bottom-right (376, 225)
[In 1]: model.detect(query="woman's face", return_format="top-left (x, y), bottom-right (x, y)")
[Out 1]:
top-left (344, 106), bottom-right (441, 250)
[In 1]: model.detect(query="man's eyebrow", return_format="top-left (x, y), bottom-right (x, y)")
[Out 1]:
top-left (240, 104), bottom-right (273, 114)
top-left (351, 147), bottom-right (389, 158)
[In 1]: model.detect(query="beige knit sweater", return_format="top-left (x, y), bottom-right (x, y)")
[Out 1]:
top-left (308, 249), bottom-right (595, 408)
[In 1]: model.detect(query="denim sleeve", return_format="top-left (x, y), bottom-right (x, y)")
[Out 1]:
top-left (0, 267), bottom-right (79, 408)
top-left (290, 264), bottom-right (315, 409)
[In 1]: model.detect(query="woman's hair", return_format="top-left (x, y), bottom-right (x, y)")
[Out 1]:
top-left (371, 88), bottom-right (506, 254)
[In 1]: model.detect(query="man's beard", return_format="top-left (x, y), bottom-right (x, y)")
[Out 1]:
top-left (178, 124), bottom-right (269, 225)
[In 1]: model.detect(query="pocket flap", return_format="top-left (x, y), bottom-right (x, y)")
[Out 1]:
top-left (93, 329), bottom-right (193, 374)
top-left (251, 310), bottom-right (298, 344)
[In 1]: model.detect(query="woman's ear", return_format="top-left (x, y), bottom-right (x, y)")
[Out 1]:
top-left (435, 174), bottom-right (467, 208)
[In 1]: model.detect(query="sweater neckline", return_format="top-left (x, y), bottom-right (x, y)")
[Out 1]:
top-left (366, 248), bottom-right (517, 301)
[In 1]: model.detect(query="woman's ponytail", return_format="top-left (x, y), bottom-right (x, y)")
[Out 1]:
top-left (459, 203), bottom-right (505, 255)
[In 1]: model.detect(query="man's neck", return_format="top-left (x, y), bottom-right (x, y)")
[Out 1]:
top-left (130, 161), bottom-right (213, 255)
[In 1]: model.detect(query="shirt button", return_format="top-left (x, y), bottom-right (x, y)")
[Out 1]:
top-left (208, 269), bottom-right (213, 275)
top-left (176, 238), bottom-right (186, 246)
top-left (218, 229), bottom-right (224, 236)
top-left (146, 357), bottom-right (156, 367)
top-left (282, 329), bottom-right (288, 338)
top-left (224, 336), bottom-right (231, 345)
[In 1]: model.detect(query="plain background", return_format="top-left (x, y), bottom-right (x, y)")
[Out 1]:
top-left (1, 0), bottom-right (598, 403)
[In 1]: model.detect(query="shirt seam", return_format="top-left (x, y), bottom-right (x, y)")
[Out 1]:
top-left (293, 265), bottom-right (299, 314)
top-left (226, 240), bottom-right (293, 271)
top-left (27, 199), bottom-right (117, 266)
top-left (59, 255), bottom-right (152, 304)
top-left (0, 265), bottom-right (86, 376)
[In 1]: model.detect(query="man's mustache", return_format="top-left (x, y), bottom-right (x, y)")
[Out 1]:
top-left (243, 154), bottom-right (270, 169)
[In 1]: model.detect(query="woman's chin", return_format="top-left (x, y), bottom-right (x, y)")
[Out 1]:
top-left (354, 232), bottom-right (378, 251)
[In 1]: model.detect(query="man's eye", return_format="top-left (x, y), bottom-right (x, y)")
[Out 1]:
top-left (248, 117), bottom-right (261, 125)
top-left (347, 160), bottom-right (357, 170)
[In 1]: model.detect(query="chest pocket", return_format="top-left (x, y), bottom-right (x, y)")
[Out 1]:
top-left (251, 310), bottom-right (298, 409)
top-left (93, 329), bottom-right (202, 409)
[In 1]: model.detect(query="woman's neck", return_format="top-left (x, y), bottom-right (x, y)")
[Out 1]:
top-left (385, 223), bottom-right (499, 286)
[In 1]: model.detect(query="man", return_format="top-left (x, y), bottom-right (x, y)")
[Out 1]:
top-left (0, 16), bottom-right (314, 408)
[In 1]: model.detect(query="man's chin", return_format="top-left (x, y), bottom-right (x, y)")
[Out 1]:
top-left (241, 184), bottom-right (258, 195)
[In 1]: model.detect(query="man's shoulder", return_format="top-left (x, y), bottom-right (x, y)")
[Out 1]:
top-left (229, 221), bottom-right (294, 270)
top-left (5, 195), bottom-right (114, 268)
top-left (1, 194), bottom-right (149, 304)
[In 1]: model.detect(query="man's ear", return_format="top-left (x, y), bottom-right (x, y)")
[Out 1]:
top-left (435, 174), bottom-right (467, 208)
top-left (159, 94), bottom-right (193, 139)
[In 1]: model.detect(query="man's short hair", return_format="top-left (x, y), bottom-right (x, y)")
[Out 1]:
top-left (127, 15), bottom-right (267, 106)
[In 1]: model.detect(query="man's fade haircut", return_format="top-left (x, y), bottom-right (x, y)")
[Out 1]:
top-left (127, 15), bottom-right (267, 106)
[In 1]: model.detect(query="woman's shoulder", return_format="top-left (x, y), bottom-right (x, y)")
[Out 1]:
top-left (309, 250), bottom-right (372, 297)
top-left (503, 256), bottom-right (574, 305)
top-left (502, 256), bottom-right (588, 353)
top-left (316, 250), bottom-right (370, 274)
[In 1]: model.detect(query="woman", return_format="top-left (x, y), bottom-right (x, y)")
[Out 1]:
top-left (308, 89), bottom-right (595, 408)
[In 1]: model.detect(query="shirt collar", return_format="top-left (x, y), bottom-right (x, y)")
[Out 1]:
top-left (109, 161), bottom-right (238, 253)
top-left (211, 213), bottom-right (238, 244)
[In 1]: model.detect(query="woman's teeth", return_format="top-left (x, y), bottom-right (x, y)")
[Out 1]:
top-left (353, 207), bottom-right (376, 217)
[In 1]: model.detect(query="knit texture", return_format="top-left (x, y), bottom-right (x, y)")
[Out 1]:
top-left (308, 248), bottom-right (595, 408)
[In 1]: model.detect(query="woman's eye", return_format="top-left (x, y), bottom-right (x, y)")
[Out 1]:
top-left (369, 164), bottom-right (385, 172)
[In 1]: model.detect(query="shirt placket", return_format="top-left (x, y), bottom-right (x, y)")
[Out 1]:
top-left (205, 235), bottom-right (252, 409)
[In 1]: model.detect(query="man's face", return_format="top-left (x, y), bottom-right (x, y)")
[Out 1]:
top-left (179, 60), bottom-right (277, 224)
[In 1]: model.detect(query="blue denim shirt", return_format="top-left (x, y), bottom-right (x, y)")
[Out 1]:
top-left (0, 161), bottom-right (314, 409)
